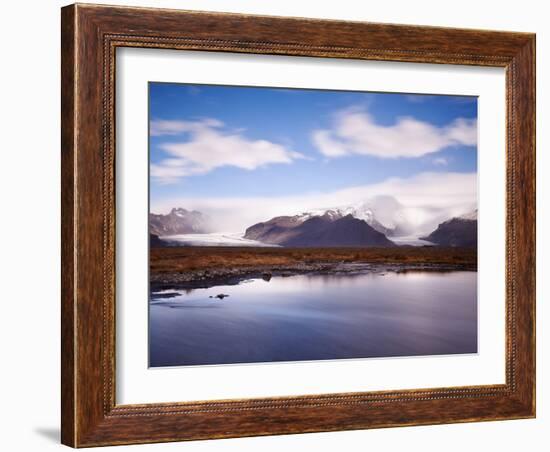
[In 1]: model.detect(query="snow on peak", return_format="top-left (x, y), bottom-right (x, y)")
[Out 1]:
top-left (458, 209), bottom-right (477, 221)
top-left (170, 207), bottom-right (187, 217)
top-left (295, 202), bottom-right (379, 228)
top-left (343, 203), bottom-right (376, 223)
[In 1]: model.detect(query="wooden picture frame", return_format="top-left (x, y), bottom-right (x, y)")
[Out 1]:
top-left (61, 3), bottom-right (535, 447)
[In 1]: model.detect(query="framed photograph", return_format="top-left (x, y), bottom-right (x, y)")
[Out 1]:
top-left (61, 3), bottom-right (535, 447)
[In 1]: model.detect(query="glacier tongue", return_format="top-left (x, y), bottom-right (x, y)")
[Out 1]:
top-left (160, 233), bottom-right (281, 247)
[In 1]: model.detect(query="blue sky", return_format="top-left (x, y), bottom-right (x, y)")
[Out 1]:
top-left (149, 83), bottom-right (477, 233)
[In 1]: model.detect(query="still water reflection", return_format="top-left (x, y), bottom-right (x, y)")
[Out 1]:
top-left (149, 271), bottom-right (477, 367)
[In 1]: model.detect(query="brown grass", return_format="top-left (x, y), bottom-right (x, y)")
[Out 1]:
top-left (150, 246), bottom-right (477, 274)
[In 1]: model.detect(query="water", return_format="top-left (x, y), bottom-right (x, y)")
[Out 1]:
top-left (149, 271), bottom-right (477, 367)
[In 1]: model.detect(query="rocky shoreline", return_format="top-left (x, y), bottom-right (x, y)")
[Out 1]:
top-left (150, 261), bottom-right (476, 291)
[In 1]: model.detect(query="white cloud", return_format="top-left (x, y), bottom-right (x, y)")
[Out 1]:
top-left (150, 118), bottom-right (223, 136)
top-left (150, 118), bottom-right (305, 184)
top-left (311, 130), bottom-right (348, 157)
top-left (312, 108), bottom-right (477, 159)
top-left (152, 171), bottom-right (476, 235)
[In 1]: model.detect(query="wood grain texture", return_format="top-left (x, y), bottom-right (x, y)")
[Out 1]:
top-left (60, 3), bottom-right (536, 447)
top-left (60, 5), bottom-right (76, 446)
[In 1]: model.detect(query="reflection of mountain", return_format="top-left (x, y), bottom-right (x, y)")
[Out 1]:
top-left (420, 210), bottom-right (477, 247)
top-left (244, 213), bottom-right (395, 247)
top-left (149, 208), bottom-right (210, 235)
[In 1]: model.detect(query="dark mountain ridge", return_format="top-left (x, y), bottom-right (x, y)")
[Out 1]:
top-left (421, 211), bottom-right (477, 247)
top-left (245, 213), bottom-right (394, 247)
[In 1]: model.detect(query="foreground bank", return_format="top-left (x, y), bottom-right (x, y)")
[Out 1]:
top-left (150, 246), bottom-right (477, 290)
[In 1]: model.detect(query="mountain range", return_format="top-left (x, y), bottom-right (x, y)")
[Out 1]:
top-left (150, 205), bottom-right (478, 248)
top-left (149, 208), bottom-right (211, 236)
top-left (244, 212), bottom-right (395, 247)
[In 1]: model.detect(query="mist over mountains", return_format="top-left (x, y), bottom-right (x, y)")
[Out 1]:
top-left (150, 202), bottom-right (477, 248)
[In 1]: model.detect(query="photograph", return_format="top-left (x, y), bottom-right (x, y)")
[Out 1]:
top-left (54, 2), bottom-right (537, 447)
top-left (148, 83), bottom-right (479, 367)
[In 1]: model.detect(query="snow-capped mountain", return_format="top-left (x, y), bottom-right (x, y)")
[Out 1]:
top-left (149, 208), bottom-right (211, 236)
top-left (420, 210), bottom-right (477, 247)
top-left (244, 210), bottom-right (395, 248)
top-left (272, 199), bottom-right (405, 237)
